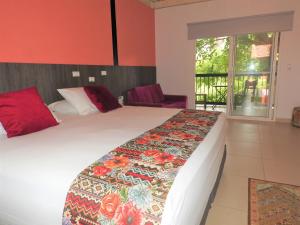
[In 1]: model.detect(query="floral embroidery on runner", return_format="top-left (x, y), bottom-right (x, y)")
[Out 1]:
top-left (63, 109), bottom-right (221, 225)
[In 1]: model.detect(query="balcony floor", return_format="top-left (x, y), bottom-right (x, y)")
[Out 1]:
top-left (196, 104), bottom-right (227, 113)
top-left (196, 94), bottom-right (269, 117)
top-left (232, 93), bottom-right (269, 117)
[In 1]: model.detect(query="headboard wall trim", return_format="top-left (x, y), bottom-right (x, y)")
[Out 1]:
top-left (0, 63), bottom-right (156, 104)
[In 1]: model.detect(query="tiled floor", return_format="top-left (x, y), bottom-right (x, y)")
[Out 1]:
top-left (205, 119), bottom-right (300, 225)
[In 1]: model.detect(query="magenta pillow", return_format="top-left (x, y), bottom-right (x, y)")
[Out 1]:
top-left (0, 87), bottom-right (58, 138)
top-left (84, 86), bottom-right (121, 113)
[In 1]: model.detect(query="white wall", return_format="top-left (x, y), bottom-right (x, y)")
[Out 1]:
top-left (155, 0), bottom-right (300, 119)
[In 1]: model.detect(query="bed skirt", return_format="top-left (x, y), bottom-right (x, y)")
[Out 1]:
top-left (200, 145), bottom-right (227, 225)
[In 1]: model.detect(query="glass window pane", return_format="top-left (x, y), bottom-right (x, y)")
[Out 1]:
top-left (235, 33), bottom-right (274, 74)
top-left (232, 32), bottom-right (275, 117)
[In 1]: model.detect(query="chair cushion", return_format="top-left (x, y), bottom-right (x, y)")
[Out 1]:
top-left (134, 86), bottom-right (154, 103)
top-left (162, 101), bottom-right (186, 109)
top-left (153, 84), bottom-right (165, 102)
top-left (147, 84), bottom-right (162, 103)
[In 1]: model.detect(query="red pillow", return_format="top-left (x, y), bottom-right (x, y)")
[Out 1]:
top-left (84, 86), bottom-right (121, 113)
top-left (0, 87), bottom-right (58, 138)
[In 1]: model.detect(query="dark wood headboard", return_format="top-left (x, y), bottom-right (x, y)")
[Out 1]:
top-left (0, 63), bottom-right (156, 104)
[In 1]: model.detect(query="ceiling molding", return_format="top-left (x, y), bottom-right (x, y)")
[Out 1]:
top-left (139, 0), bottom-right (212, 9)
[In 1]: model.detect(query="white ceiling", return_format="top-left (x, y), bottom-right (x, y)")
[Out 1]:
top-left (139, 0), bottom-right (212, 9)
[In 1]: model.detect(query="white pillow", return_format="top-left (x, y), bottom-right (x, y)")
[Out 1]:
top-left (0, 122), bottom-right (7, 140)
top-left (50, 110), bottom-right (62, 123)
top-left (48, 100), bottom-right (78, 115)
top-left (57, 88), bottom-right (98, 115)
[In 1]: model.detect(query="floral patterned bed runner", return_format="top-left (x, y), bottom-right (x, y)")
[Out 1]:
top-left (63, 109), bottom-right (221, 225)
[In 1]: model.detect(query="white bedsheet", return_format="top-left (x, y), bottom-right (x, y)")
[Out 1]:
top-left (0, 106), bottom-right (226, 225)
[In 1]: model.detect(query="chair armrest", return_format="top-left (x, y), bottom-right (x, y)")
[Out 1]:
top-left (125, 102), bottom-right (163, 107)
top-left (164, 94), bottom-right (187, 101)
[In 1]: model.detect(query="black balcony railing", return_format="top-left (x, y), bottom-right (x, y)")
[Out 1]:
top-left (195, 73), bottom-right (228, 106)
top-left (195, 73), bottom-right (270, 108)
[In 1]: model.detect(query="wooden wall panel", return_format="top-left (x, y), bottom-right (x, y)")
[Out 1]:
top-left (0, 63), bottom-right (156, 104)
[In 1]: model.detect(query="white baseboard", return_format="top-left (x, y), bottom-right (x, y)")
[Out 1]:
top-left (275, 118), bottom-right (291, 123)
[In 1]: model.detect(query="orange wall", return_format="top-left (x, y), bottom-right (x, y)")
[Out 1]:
top-left (0, 0), bottom-right (113, 65)
top-left (116, 0), bottom-right (156, 66)
top-left (0, 0), bottom-right (155, 66)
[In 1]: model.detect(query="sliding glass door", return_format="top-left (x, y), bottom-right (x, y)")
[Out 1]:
top-left (229, 32), bottom-right (279, 119)
top-left (194, 32), bottom-right (279, 119)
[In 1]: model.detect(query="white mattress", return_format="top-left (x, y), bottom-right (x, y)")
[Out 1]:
top-left (0, 106), bottom-right (226, 225)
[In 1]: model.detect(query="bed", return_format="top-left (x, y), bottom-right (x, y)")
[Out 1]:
top-left (0, 106), bottom-right (226, 225)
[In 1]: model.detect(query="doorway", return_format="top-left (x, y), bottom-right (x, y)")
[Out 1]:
top-left (195, 36), bottom-right (230, 112)
top-left (195, 32), bottom-right (279, 120)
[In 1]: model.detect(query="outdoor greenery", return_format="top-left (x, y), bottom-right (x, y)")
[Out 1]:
top-left (195, 33), bottom-right (274, 105)
top-left (195, 33), bottom-right (273, 74)
top-left (235, 33), bottom-right (273, 73)
top-left (195, 37), bottom-right (229, 74)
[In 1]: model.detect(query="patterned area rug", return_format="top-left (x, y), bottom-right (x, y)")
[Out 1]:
top-left (249, 178), bottom-right (300, 225)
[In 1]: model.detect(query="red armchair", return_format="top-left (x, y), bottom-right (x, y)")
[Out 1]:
top-left (126, 84), bottom-right (187, 109)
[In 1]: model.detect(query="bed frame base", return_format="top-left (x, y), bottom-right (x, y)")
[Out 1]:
top-left (200, 145), bottom-right (227, 225)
